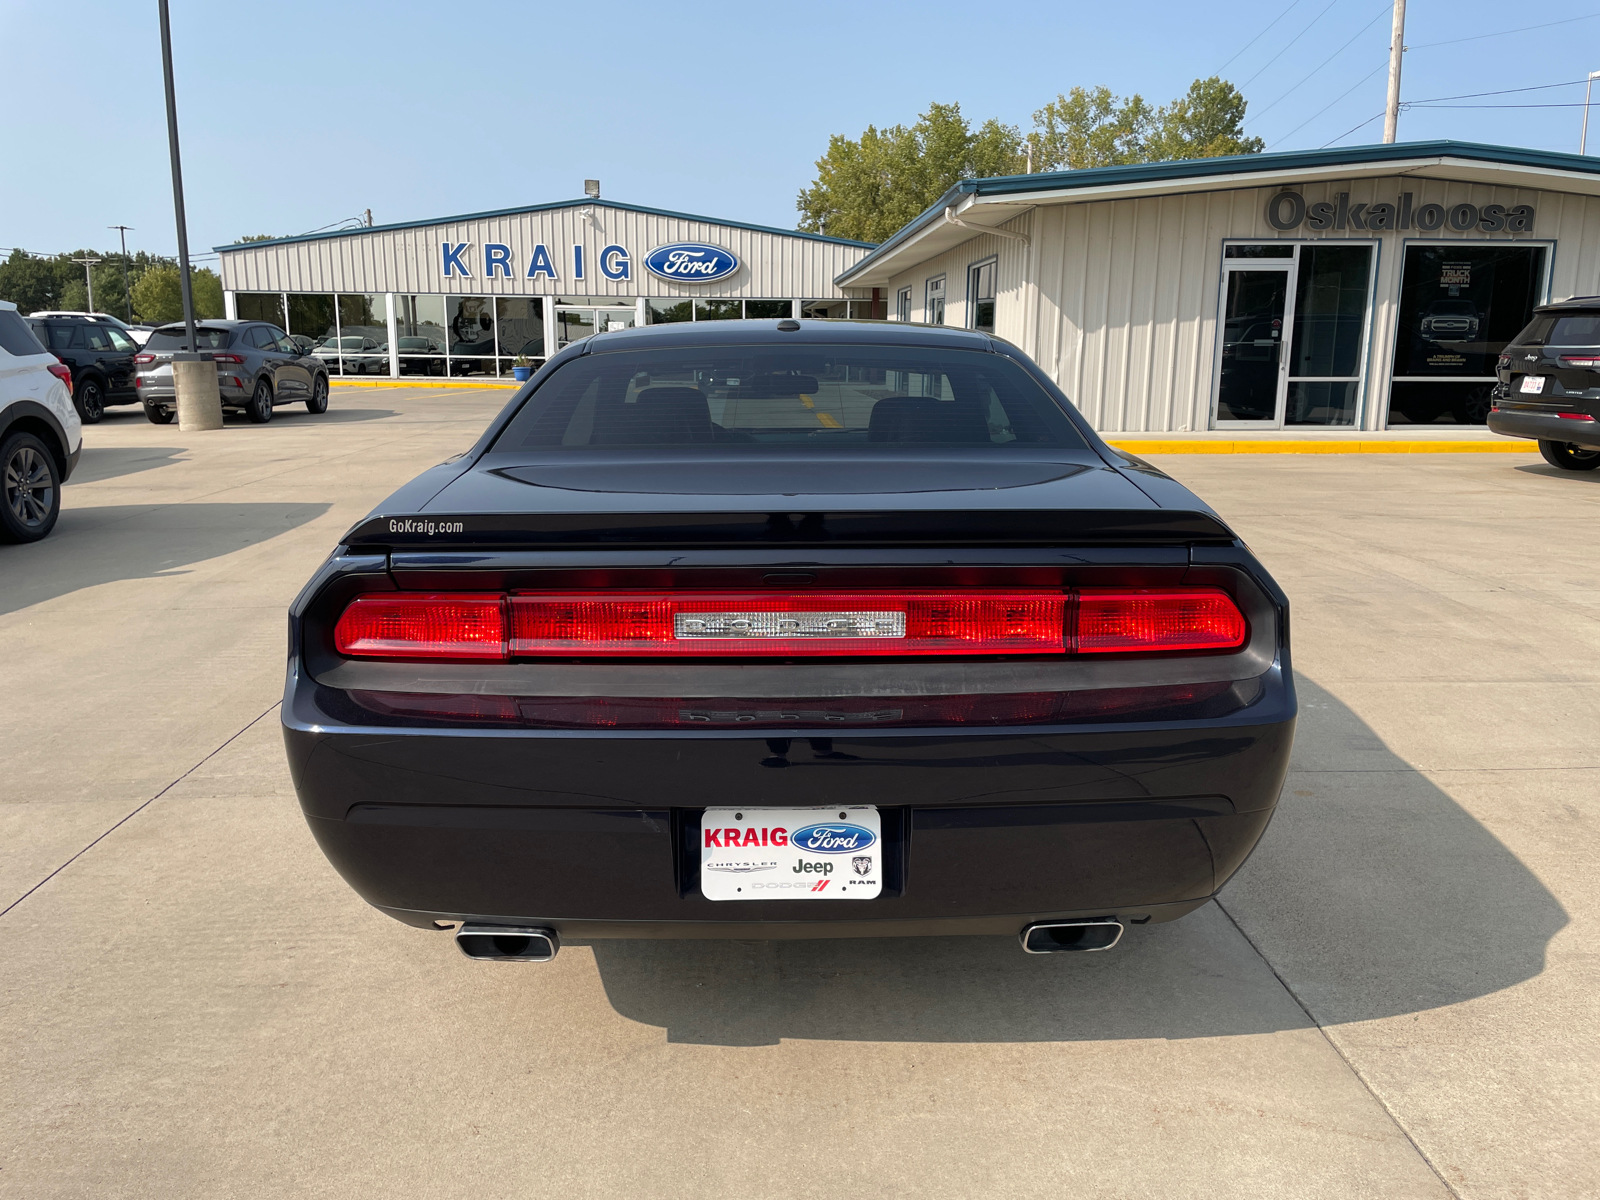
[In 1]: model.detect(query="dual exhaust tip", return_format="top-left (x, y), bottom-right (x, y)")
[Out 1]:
top-left (453, 920), bottom-right (1123, 960)
top-left (1019, 919), bottom-right (1124, 953)
top-left (456, 924), bottom-right (560, 962)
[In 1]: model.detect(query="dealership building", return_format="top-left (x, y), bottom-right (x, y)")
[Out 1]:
top-left (217, 140), bottom-right (1600, 431)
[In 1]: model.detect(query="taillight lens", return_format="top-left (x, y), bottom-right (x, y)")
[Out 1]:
top-left (47, 362), bottom-right (72, 390)
top-left (133, 353), bottom-right (155, 365)
top-left (1076, 589), bottom-right (1248, 654)
top-left (331, 588), bottom-right (1248, 661)
top-left (213, 354), bottom-right (245, 365)
top-left (1557, 411), bottom-right (1596, 421)
top-left (334, 594), bottom-right (506, 659)
top-left (1560, 354), bottom-right (1600, 367)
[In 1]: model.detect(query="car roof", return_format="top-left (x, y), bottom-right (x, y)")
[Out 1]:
top-left (1535, 296), bottom-right (1600, 313)
top-left (579, 317), bottom-right (999, 355)
top-left (151, 319), bottom-right (253, 330)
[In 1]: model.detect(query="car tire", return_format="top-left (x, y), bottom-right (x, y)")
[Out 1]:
top-left (0, 430), bottom-right (62, 543)
top-left (143, 402), bottom-right (175, 425)
top-left (75, 377), bottom-right (105, 424)
top-left (306, 375), bottom-right (329, 414)
top-left (1538, 440), bottom-right (1600, 471)
top-left (1452, 385), bottom-right (1495, 425)
top-left (247, 379), bottom-right (274, 424)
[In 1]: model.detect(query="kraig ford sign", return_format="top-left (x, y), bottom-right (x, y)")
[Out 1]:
top-left (439, 238), bottom-right (740, 283)
top-left (1266, 191), bottom-right (1536, 233)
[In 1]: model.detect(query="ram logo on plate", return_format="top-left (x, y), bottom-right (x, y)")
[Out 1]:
top-left (790, 822), bottom-right (876, 853)
top-left (643, 242), bottom-right (739, 283)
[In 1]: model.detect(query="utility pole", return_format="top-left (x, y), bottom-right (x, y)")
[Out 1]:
top-left (1582, 70), bottom-right (1600, 154)
top-left (1383, 0), bottom-right (1407, 144)
top-left (70, 256), bottom-right (104, 313)
top-left (158, 0), bottom-right (196, 348)
top-left (109, 225), bottom-right (135, 321)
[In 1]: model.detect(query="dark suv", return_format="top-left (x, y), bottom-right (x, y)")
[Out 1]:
top-left (24, 314), bottom-right (140, 424)
top-left (134, 320), bottom-right (330, 424)
top-left (1488, 298), bottom-right (1600, 470)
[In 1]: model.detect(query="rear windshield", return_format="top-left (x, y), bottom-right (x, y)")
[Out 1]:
top-left (145, 326), bottom-right (234, 351)
top-left (0, 310), bottom-right (46, 357)
top-left (1514, 312), bottom-right (1600, 347)
top-left (491, 345), bottom-right (1087, 452)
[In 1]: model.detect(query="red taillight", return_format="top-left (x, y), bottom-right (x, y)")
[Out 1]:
top-left (1559, 354), bottom-right (1600, 367)
top-left (213, 354), bottom-right (245, 364)
top-left (333, 594), bottom-right (506, 659)
top-left (1075, 589), bottom-right (1249, 654)
top-left (47, 362), bottom-right (71, 390)
top-left (331, 588), bottom-right (1248, 661)
top-left (133, 353), bottom-right (155, 364)
top-left (1557, 411), bottom-right (1596, 421)
top-left (507, 591), bottom-right (1067, 657)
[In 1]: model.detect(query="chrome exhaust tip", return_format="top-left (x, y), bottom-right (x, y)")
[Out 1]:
top-left (1020, 919), bottom-right (1124, 953)
top-left (455, 924), bottom-right (560, 962)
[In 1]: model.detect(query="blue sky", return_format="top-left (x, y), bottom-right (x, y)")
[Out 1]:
top-left (4, 0), bottom-right (1599, 261)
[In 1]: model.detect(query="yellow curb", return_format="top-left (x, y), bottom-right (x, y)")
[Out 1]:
top-left (1107, 438), bottom-right (1539, 455)
top-left (330, 378), bottom-right (518, 390)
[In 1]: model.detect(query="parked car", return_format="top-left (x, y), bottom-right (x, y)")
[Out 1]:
top-left (314, 335), bottom-right (386, 375)
top-left (283, 318), bottom-right (1296, 963)
top-left (1488, 296), bottom-right (1600, 469)
top-left (396, 336), bottom-right (444, 375)
top-left (29, 311), bottom-right (155, 346)
top-left (1419, 299), bottom-right (1481, 342)
top-left (24, 314), bottom-right (141, 424)
top-left (0, 301), bottom-right (81, 543)
top-left (134, 319), bottom-right (330, 424)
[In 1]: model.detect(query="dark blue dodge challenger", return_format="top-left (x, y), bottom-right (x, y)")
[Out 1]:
top-left (283, 319), bottom-right (1295, 962)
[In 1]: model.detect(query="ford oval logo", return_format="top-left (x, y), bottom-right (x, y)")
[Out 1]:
top-left (643, 242), bottom-right (739, 283)
top-left (790, 823), bottom-right (876, 854)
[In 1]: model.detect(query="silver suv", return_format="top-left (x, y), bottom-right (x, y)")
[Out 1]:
top-left (134, 320), bottom-right (330, 424)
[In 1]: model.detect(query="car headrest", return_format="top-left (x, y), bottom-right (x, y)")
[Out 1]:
top-left (739, 373), bottom-right (821, 398)
top-left (867, 395), bottom-right (991, 444)
top-left (592, 386), bottom-right (713, 444)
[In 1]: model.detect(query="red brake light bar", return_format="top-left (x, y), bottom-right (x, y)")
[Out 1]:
top-left (1559, 354), bottom-right (1600, 367)
top-left (333, 589), bottom-right (1248, 661)
top-left (47, 362), bottom-right (72, 390)
top-left (133, 353), bottom-right (156, 364)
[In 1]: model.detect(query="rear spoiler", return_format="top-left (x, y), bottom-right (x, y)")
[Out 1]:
top-left (341, 508), bottom-right (1238, 550)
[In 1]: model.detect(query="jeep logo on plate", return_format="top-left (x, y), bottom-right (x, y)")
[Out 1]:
top-left (643, 242), bottom-right (739, 283)
top-left (790, 823), bottom-right (876, 853)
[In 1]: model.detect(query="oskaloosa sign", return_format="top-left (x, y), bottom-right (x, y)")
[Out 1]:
top-left (1266, 191), bottom-right (1536, 233)
top-left (642, 243), bottom-right (740, 283)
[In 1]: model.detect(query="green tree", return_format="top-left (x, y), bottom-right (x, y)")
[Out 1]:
top-left (797, 102), bottom-right (1024, 243)
top-left (1145, 78), bottom-right (1264, 162)
top-left (1032, 86), bottom-right (1155, 171)
top-left (0, 249), bottom-right (64, 313)
top-left (131, 263), bottom-right (224, 324)
top-left (233, 234), bottom-right (279, 243)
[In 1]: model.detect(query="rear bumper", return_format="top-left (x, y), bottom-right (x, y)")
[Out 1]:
top-left (1489, 408), bottom-right (1600, 450)
top-left (283, 671), bottom-right (1294, 939)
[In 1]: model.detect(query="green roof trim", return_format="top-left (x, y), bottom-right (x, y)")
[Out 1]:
top-left (214, 198), bottom-right (877, 254)
top-left (836, 140), bottom-right (1600, 284)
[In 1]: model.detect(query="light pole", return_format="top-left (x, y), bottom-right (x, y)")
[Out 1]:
top-left (158, 0), bottom-right (221, 430)
top-left (1582, 70), bottom-right (1600, 155)
top-left (70, 256), bottom-right (104, 313)
top-left (109, 225), bottom-right (135, 321)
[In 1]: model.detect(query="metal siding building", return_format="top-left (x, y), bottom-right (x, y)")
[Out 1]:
top-left (841, 142), bottom-right (1600, 432)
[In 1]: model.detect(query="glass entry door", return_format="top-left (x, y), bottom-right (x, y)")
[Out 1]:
top-left (1213, 243), bottom-right (1374, 427)
top-left (557, 306), bottom-right (636, 350)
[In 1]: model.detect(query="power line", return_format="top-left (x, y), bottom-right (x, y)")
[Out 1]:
top-left (1409, 12), bottom-right (1600, 49)
top-left (1247, 1), bottom-right (1393, 126)
top-left (1215, 0), bottom-right (1308, 74)
top-left (1321, 109), bottom-right (1387, 148)
top-left (1240, 0), bottom-right (1347, 88)
top-left (1408, 101), bottom-right (1599, 109)
top-left (1405, 77), bottom-right (1600, 103)
top-left (1275, 60), bottom-right (1389, 143)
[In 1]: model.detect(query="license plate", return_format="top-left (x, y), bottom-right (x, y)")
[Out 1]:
top-left (700, 806), bottom-right (881, 900)
top-left (1520, 375), bottom-right (1546, 394)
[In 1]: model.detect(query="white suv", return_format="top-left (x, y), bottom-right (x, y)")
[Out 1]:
top-left (0, 300), bottom-right (82, 542)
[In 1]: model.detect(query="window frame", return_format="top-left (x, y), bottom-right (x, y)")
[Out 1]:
top-left (966, 257), bottom-right (998, 333)
top-left (925, 276), bottom-right (946, 326)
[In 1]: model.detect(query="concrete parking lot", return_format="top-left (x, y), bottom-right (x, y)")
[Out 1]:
top-left (2, 389), bottom-right (1595, 1198)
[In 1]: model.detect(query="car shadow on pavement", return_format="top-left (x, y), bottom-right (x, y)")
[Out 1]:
top-left (585, 677), bottom-right (1565, 1045)
top-left (66, 445), bottom-right (187, 485)
top-left (274, 408), bottom-right (398, 425)
top-left (0, 501), bottom-right (330, 616)
top-left (1513, 463), bottom-right (1600, 483)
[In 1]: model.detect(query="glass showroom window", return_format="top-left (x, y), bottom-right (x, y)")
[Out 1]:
top-left (394, 295), bottom-right (446, 376)
top-left (236, 292), bottom-right (285, 327)
top-left (1389, 244), bottom-right (1549, 425)
top-left (445, 297), bottom-right (496, 377)
top-left (802, 299), bottom-right (848, 319)
top-left (288, 293), bottom-right (338, 371)
top-left (743, 300), bottom-right (793, 319)
top-left (647, 298), bottom-right (692, 324)
top-left (695, 298), bottom-right (741, 321)
top-left (968, 259), bottom-right (997, 333)
top-left (496, 298), bottom-right (544, 374)
top-left (896, 287), bottom-right (911, 322)
top-left (337, 294), bottom-right (389, 377)
top-left (926, 276), bottom-right (946, 325)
